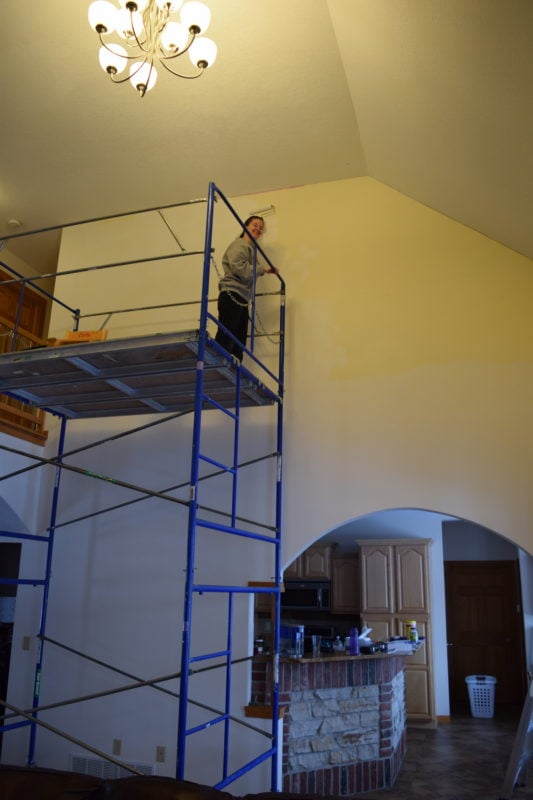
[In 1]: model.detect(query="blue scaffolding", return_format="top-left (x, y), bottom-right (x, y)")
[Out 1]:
top-left (0, 183), bottom-right (285, 789)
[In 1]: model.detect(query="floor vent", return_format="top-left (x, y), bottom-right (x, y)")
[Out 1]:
top-left (70, 754), bottom-right (154, 779)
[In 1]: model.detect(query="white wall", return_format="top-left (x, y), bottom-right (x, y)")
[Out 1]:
top-left (4, 175), bottom-right (533, 790)
top-left (519, 550), bottom-right (533, 680)
top-left (442, 520), bottom-right (519, 560)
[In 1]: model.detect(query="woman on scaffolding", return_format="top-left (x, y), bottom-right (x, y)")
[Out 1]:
top-left (214, 215), bottom-right (278, 362)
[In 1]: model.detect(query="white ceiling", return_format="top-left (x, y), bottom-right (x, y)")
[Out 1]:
top-left (1, 0), bottom-right (532, 273)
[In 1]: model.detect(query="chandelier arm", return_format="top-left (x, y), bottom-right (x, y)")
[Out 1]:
top-left (158, 58), bottom-right (205, 80)
top-left (127, 6), bottom-right (150, 53)
top-left (109, 72), bottom-right (137, 85)
top-left (98, 32), bottom-right (149, 62)
top-left (107, 56), bottom-right (149, 85)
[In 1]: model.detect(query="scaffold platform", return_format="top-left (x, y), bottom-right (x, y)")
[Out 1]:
top-left (0, 331), bottom-right (275, 419)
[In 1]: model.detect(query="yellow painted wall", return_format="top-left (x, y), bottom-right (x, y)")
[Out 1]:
top-left (239, 177), bottom-right (533, 559)
top-left (55, 176), bottom-right (533, 559)
top-left (32, 174), bottom-right (532, 760)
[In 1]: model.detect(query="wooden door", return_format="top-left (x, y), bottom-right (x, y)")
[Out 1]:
top-left (445, 561), bottom-right (527, 711)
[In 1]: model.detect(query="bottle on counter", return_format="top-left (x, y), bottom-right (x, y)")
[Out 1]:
top-left (332, 635), bottom-right (345, 652)
top-left (349, 627), bottom-right (359, 655)
top-left (406, 620), bottom-right (419, 643)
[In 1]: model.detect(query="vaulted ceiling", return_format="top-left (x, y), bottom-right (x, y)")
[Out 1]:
top-left (1, 0), bottom-right (532, 273)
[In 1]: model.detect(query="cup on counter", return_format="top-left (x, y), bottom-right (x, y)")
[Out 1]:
top-left (311, 635), bottom-right (322, 658)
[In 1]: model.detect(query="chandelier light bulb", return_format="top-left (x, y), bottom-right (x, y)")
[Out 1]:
top-left (88, 1), bottom-right (118, 32)
top-left (116, 7), bottom-right (144, 40)
top-left (160, 21), bottom-right (189, 53)
top-left (129, 61), bottom-right (158, 95)
top-left (99, 43), bottom-right (128, 74)
top-left (180, 1), bottom-right (211, 34)
top-left (188, 36), bottom-right (217, 68)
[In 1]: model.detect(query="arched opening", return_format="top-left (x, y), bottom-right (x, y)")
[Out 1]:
top-left (280, 508), bottom-right (532, 723)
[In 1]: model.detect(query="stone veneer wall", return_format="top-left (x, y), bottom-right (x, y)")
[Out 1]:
top-left (251, 655), bottom-right (406, 795)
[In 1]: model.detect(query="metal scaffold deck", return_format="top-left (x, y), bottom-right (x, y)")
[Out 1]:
top-left (0, 183), bottom-right (285, 791)
top-left (0, 331), bottom-right (276, 418)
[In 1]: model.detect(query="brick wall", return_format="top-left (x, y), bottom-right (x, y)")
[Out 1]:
top-left (252, 655), bottom-right (406, 795)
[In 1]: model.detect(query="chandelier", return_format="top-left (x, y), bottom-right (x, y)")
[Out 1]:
top-left (88, 0), bottom-right (217, 97)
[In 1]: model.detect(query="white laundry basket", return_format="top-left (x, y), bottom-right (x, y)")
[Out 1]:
top-left (465, 675), bottom-right (497, 718)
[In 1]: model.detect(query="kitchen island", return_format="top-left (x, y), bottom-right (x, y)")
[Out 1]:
top-left (250, 653), bottom-right (406, 795)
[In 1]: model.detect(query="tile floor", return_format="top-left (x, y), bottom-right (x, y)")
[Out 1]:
top-left (354, 712), bottom-right (533, 800)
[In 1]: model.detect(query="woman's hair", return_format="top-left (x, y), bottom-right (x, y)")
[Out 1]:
top-left (239, 215), bottom-right (264, 237)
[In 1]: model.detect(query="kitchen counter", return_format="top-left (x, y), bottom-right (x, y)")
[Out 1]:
top-left (283, 651), bottom-right (393, 663)
top-left (285, 638), bottom-right (423, 662)
top-left (250, 652), bottom-right (407, 795)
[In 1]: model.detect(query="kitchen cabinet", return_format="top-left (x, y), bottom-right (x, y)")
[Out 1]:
top-left (359, 543), bottom-right (394, 613)
top-left (331, 555), bottom-right (359, 613)
top-left (284, 543), bottom-right (334, 580)
top-left (358, 538), bottom-right (435, 726)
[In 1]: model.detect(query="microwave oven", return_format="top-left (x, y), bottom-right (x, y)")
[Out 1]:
top-left (281, 580), bottom-right (330, 611)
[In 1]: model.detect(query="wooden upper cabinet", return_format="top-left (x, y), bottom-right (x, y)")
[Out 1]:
top-left (331, 555), bottom-right (359, 613)
top-left (303, 544), bottom-right (333, 579)
top-left (283, 557), bottom-right (302, 580)
top-left (359, 544), bottom-right (394, 613)
top-left (359, 539), bottom-right (430, 615)
top-left (395, 542), bottom-right (430, 614)
top-left (284, 543), bottom-right (335, 580)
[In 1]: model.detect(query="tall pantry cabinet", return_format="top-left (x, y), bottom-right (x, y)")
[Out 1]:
top-left (357, 538), bottom-right (435, 726)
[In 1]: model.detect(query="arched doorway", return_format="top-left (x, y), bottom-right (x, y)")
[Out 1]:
top-left (294, 508), bottom-right (531, 721)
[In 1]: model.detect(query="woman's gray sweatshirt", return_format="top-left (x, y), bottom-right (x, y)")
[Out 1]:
top-left (218, 237), bottom-right (266, 303)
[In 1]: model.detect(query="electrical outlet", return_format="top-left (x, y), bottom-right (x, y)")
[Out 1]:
top-left (155, 745), bottom-right (165, 763)
top-left (112, 739), bottom-right (122, 756)
top-left (22, 636), bottom-right (31, 651)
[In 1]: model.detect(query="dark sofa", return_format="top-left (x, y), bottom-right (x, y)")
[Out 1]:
top-left (0, 765), bottom-right (330, 800)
